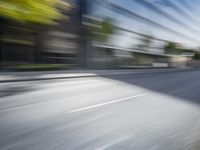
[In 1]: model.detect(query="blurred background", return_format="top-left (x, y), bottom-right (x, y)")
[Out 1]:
top-left (2, 1), bottom-right (200, 150)
top-left (1, 0), bottom-right (200, 71)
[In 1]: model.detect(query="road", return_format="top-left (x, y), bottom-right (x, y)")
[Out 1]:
top-left (0, 70), bottom-right (200, 150)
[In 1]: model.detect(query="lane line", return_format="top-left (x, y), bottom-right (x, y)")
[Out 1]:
top-left (95, 135), bottom-right (132, 150)
top-left (66, 94), bottom-right (145, 114)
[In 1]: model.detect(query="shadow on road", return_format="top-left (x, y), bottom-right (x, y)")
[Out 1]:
top-left (101, 71), bottom-right (200, 105)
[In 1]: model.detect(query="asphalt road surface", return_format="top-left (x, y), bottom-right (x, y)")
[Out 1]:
top-left (0, 70), bottom-right (200, 150)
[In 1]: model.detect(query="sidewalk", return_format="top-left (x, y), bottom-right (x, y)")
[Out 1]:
top-left (0, 68), bottom-right (196, 83)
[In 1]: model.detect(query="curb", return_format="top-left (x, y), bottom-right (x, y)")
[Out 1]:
top-left (0, 68), bottom-right (198, 83)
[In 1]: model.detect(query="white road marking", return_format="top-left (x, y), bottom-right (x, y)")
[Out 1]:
top-left (95, 135), bottom-right (132, 150)
top-left (66, 94), bottom-right (145, 114)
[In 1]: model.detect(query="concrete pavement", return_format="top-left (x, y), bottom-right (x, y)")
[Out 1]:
top-left (0, 70), bottom-right (200, 150)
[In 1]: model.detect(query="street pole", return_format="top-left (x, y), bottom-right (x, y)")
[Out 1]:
top-left (77, 0), bottom-right (92, 69)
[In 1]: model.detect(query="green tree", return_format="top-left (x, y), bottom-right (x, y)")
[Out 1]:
top-left (0, 0), bottom-right (70, 24)
top-left (0, 0), bottom-right (70, 64)
top-left (193, 52), bottom-right (200, 60)
top-left (91, 18), bottom-right (115, 42)
top-left (164, 42), bottom-right (181, 54)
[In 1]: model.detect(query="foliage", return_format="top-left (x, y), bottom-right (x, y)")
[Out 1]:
top-left (164, 42), bottom-right (195, 55)
top-left (92, 18), bottom-right (114, 42)
top-left (193, 53), bottom-right (200, 60)
top-left (0, 0), bottom-right (70, 24)
top-left (164, 42), bottom-right (180, 54)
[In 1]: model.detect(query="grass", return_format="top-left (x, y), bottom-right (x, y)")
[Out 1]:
top-left (10, 64), bottom-right (75, 71)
